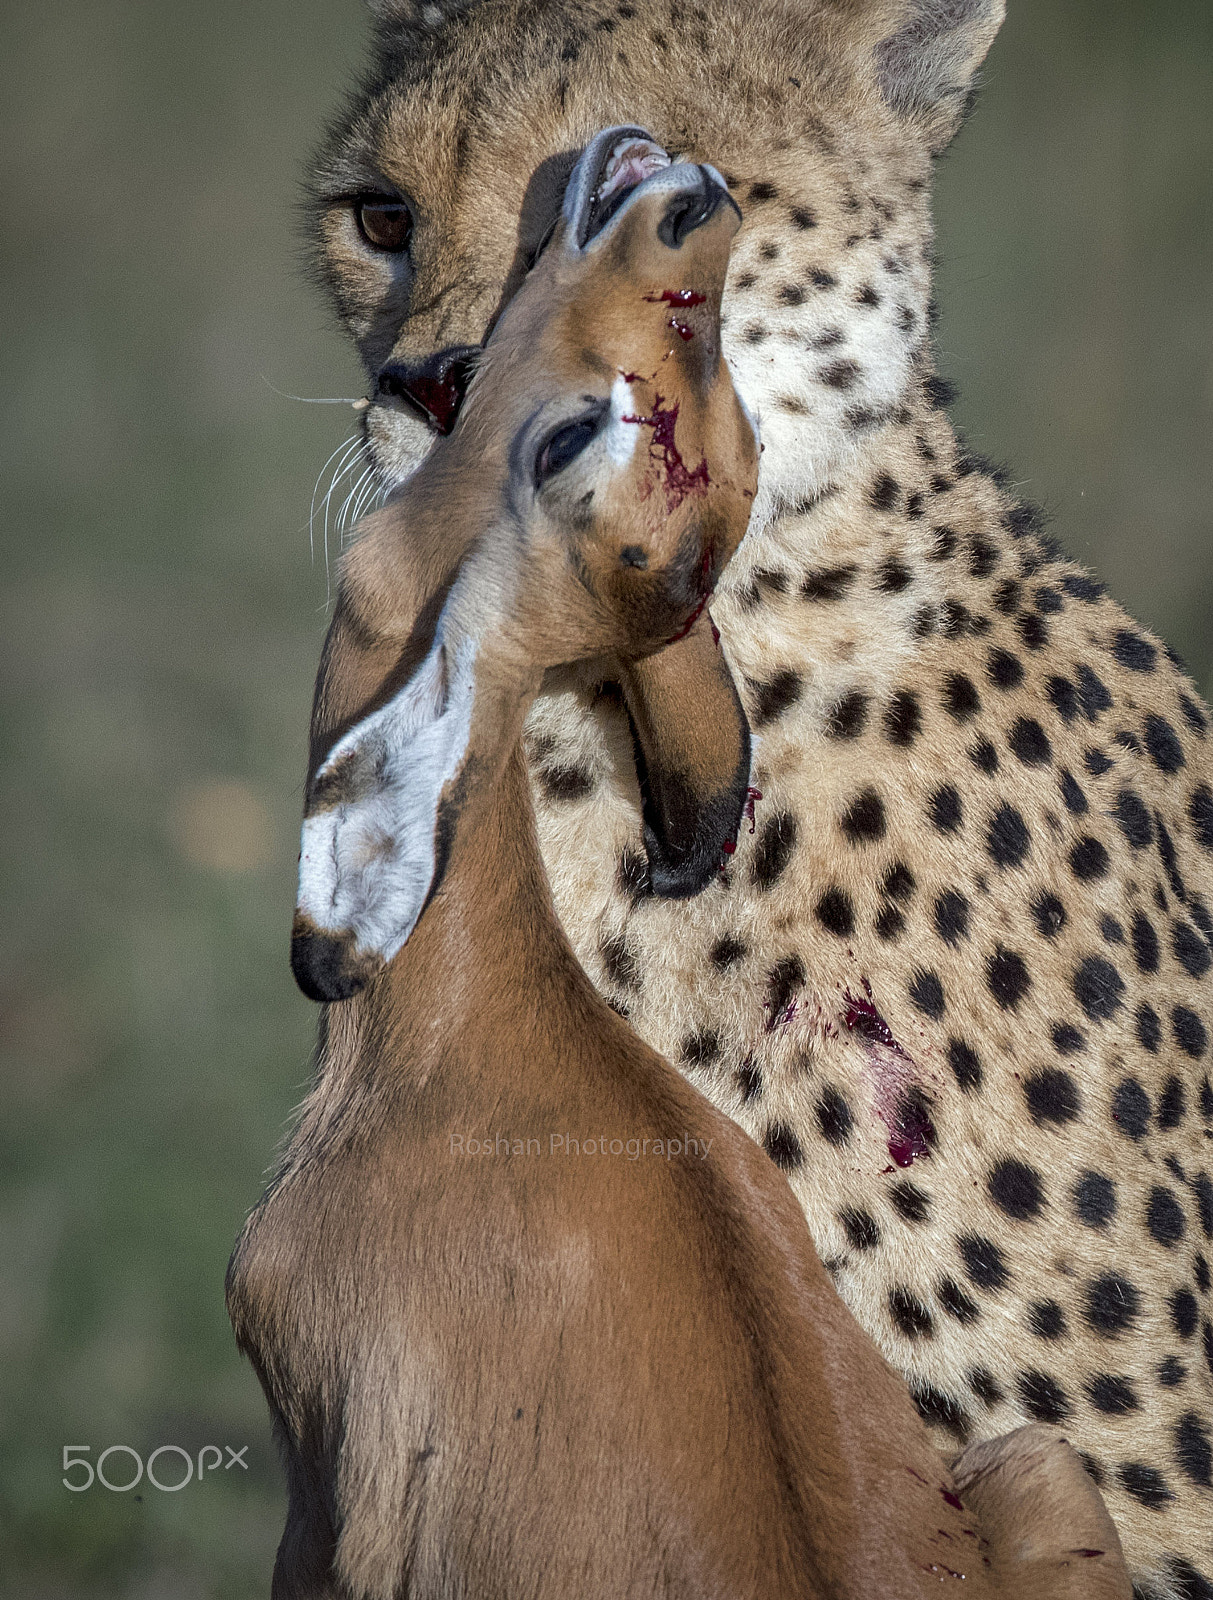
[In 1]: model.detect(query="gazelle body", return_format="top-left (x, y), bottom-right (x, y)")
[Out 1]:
top-left (227, 133), bottom-right (1131, 1600)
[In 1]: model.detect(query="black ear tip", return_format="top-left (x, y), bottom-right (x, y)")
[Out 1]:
top-left (290, 916), bottom-right (382, 1004)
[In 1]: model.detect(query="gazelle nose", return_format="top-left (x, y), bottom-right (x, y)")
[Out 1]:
top-left (658, 169), bottom-right (730, 249)
top-left (376, 345), bottom-right (479, 434)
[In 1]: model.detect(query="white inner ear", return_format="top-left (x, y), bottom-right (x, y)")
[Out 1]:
top-left (295, 624), bottom-right (478, 965)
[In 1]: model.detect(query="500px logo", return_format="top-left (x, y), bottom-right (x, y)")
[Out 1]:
top-left (62, 1444), bottom-right (248, 1493)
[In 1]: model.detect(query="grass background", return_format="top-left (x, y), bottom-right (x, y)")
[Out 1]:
top-left (0, 0), bottom-right (1209, 1592)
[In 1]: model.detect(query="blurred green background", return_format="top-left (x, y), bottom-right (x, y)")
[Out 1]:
top-left (0, 0), bottom-right (1209, 1593)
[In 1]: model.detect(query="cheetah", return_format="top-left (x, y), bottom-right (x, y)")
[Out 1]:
top-left (307, 0), bottom-right (1213, 1593)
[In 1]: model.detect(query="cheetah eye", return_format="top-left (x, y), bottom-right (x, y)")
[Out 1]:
top-left (354, 197), bottom-right (413, 254)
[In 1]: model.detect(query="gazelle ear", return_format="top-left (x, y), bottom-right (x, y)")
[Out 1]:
top-left (290, 626), bottom-right (477, 1004)
top-left (618, 612), bottom-right (752, 899)
top-left (870, 0), bottom-right (1005, 151)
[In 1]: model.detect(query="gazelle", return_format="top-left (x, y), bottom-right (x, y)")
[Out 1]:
top-left (227, 129), bottom-right (1131, 1600)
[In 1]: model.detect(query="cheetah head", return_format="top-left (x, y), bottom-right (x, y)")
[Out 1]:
top-left (309, 0), bottom-right (1003, 524)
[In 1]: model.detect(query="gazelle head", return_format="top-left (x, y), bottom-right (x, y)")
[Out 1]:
top-left (292, 128), bottom-right (759, 1003)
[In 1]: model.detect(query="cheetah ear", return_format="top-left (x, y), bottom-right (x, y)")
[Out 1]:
top-left (869, 0), bottom-right (1006, 151)
top-left (617, 611), bottom-right (752, 900)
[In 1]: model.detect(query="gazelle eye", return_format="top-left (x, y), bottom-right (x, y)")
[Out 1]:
top-left (355, 198), bottom-right (413, 253)
top-left (536, 419), bottom-right (599, 485)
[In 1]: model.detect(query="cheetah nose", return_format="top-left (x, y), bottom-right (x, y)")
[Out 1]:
top-left (376, 345), bottom-right (479, 435)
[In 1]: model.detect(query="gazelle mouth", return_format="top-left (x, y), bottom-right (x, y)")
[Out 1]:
top-left (584, 135), bottom-right (673, 242)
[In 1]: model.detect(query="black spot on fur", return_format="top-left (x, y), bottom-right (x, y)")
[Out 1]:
top-left (1114, 789), bottom-right (1154, 848)
top-left (825, 691), bottom-right (870, 739)
top-left (933, 890), bottom-right (970, 946)
top-left (801, 564), bottom-right (856, 601)
top-left (910, 1382), bottom-right (970, 1440)
top-left (1112, 630), bottom-right (1157, 673)
top-left (1017, 1370), bottom-right (1071, 1424)
top-left (815, 887), bottom-right (855, 937)
top-left (1069, 835), bottom-right (1110, 881)
top-left (1009, 718), bottom-right (1052, 766)
top-left (939, 1278), bottom-right (980, 1324)
top-left (815, 1084), bottom-right (854, 1147)
top-left (1062, 573), bottom-right (1104, 603)
top-left (1084, 747), bottom-right (1113, 776)
top-left (959, 1233), bottom-right (1010, 1293)
top-left (1168, 1560), bottom-right (1213, 1600)
top-left (877, 556), bottom-right (912, 593)
top-left (988, 805), bottom-right (1031, 869)
top-left (969, 737), bottom-right (999, 774)
top-left (1047, 675), bottom-right (1078, 721)
top-left (909, 969), bottom-right (945, 1020)
top-left (617, 846), bottom-right (652, 902)
top-left (1076, 664), bottom-right (1113, 720)
top-left (1174, 919), bottom-right (1212, 978)
top-left (1191, 785), bottom-right (1213, 851)
top-left (600, 934), bottom-right (640, 989)
top-left (1073, 956), bottom-right (1124, 1022)
top-left (1145, 713), bottom-right (1186, 773)
top-left (840, 1206), bottom-right (881, 1251)
top-left (1112, 1077), bottom-right (1152, 1140)
top-left (750, 669), bottom-right (803, 726)
top-left (1052, 1022), bottom-right (1085, 1054)
top-left (1136, 1003), bottom-right (1163, 1053)
top-left (1087, 1374), bottom-right (1139, 1415)
top-left (841, 787), bottom-right (886, 844)
top-left (928, 784), bottom-right (963, 834)
top-left (948, 1037), bottom-right (982, 1093)
top-left (1028, 1299), bottom-right (1066, 1340)
top-left (1018, 612), bottom-right (1049, 651)
top-left (875, 904), bottom-right (905, 941)
top-left (987, 648), bottom-right (1024, 691)
top-left (1074, 1172), bottom-right (1116, 1229)
top-left (765, 956), bottom-right (805, 1025)
top-left (1171, 1289), bottom-right (1198, 1338)
top-left (1158, 1357), bottom-right (1186, 1388)
top-left (1024, 1069), bottom-right (1080, 1126)
top-left (1031, 891), bottom-right (1067, 938)
top-left (680, 1029), bottom-right (721, 1067)
top-left (884, 690), bottom-right (922, 746)
top-left (930, 526), bottom-right (958, 560)
top-left (1085, 1271), bottom-right (1141, 1337)
top-left (1159, 1074), bottom-right (1190, 1128)
top-left (751, 812), bottom-right (797, 890)
top-left (891, 1181), bottom-right (931, 1223)
top-left (540, 765), bottom-right (594, 800)
top-left (969, 1367), bottom-right (1003, 1407)
top-left (763, 1121), bottom-right (804, 1170)
top-left (747, 180), bottom-right (778, 201)
top-left (889, 1286), bottom-right (935, 1340)
top-left (1059, 770), bottom-right (1088, 814)
top-left (942, 673), bottom-right (981, 721)
top-left (1117, 1463), bottom-right (1174, 1509)
top-left (1130, 913), bottom-right (1160, 973)
top-left (883, 861), bottom-right (916, 901)
top-left (989, 1159), bottom-right (1044, 1220)
top-left (1146, 1187), bottom-right (1187, 1248)
top-left (1180, 694), bottom-right (1210, 738)
top-left (710, 935), bottom-right (746, 970)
